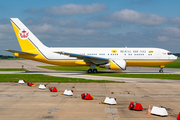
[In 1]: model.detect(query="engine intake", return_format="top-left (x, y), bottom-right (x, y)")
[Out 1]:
top-left (100, 59), bottom-right (126, 70)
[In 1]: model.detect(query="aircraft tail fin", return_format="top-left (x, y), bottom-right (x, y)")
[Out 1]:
top-left (10, 18), bottom-right (47, 53)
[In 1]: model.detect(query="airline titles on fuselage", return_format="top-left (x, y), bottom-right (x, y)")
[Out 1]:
top-left (81, 49), bottom-right (154, 56)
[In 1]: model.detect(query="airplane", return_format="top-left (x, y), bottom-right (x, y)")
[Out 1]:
top-left (5, 18), bottom-right (177, 73)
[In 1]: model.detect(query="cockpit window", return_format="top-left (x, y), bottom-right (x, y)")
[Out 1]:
top-left (168, 53), bottom-right (173, 55)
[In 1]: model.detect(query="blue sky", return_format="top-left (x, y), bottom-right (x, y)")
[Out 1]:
top-left (0, 0), bottom-right (180, 55)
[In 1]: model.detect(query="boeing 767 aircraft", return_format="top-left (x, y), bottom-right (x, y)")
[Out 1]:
top-left (5, 18), bottom-right (177, 73)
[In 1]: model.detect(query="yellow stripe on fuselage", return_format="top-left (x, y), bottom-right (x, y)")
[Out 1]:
top-left (126, 60), bottom-right (175, 67)
top-left (15, 55), bottom-right (175, 67)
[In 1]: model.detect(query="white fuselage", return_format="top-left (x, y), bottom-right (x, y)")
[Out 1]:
top-left (44, 47), bottom-right (176, 61)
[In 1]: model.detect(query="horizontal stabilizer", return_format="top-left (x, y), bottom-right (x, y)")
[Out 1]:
top-left (5, 49), bottom-right (38, 56)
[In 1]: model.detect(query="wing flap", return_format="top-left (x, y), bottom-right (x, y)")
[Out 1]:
top-left (5, 49), bottom-right (38, 56)
top-left (55, 52), bottom-right (109, 65)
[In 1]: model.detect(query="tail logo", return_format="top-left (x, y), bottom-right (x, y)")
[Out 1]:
top-left (19, 29), bottom-right (29, 40)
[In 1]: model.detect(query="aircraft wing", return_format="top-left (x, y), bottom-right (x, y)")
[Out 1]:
top-left (5, 49), bottom-right (38, 56)
top-left (55, 52), bottom-right (109, 65)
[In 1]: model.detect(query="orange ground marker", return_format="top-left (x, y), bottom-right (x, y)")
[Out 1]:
top-left (147, 102), bottom-right (151, 115)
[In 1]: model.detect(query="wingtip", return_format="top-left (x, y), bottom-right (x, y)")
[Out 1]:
top-left (4, 49), bottom-right (10, 51)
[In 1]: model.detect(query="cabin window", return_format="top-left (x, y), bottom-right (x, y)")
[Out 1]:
top-left (87, 53), bottom-right (97, 55)
top-left (134, 54), bottom-right (144, 56)
top-left (133, 50), bottom-right (138, 53)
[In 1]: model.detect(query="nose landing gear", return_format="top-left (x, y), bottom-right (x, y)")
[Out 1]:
top-left (159, 68), bottom-right (163, 73)
top-left (159, 65), bottom-right (164, 73)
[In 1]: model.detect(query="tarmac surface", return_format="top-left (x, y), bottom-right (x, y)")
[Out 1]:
top-left (0, 60), bottom-right (180, 119)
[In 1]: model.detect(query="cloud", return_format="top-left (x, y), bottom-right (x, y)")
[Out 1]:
top-left (24, 17), bottom-right (52, 25)
top-left (170, 17), bottom-right (180, 24)
top-left (25, 23), bottom-right (97, 42)
top-left (157, 36), bottom-right (169, 41)
top-left (29, 24), bottom-right (56, 33)
top-left (53, 20), bottom-right (79, 27)
top-left (0, 24), bottom-right (14, 39)
top-left (0, 24), bottom-right (12, 32)
top-left (60, 28), bottom-right (96, 35)
top-left (160, 27), bottom-right (180, 37)
top-left (86, 22), bottom-right (113, 29)
top-left (0, 23), bottom-right (20, 54)
top-left (153, 27), bottom-right (180, 44)
top-left (25, 8), bottom-right (39, 13)
top-left (25, 3), bottom-right (108, 16)
top-left (0, 18), bottom-right (10, 24)
top-left (107, 9), bottom-right (167, 26)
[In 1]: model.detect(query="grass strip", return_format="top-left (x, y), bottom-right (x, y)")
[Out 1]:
top-left (90, 74), bottom-right (180, 80)
top-left (38, 66), bottom-right (108, 71)
top-left (0, 74), bottom-right (123, 83)
top-left (0, 68), bottom-right (28, 71)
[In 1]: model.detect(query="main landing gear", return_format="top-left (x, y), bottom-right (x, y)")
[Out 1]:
top-left (159, 68), bottom-right (163, 73)
top-left (87, 63), bottom-right (97, 73)
top-left (87, 68), bottom-right (97, 73)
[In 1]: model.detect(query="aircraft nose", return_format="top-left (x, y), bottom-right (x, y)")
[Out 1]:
top-left (173, 55), bottom-right (178, 60)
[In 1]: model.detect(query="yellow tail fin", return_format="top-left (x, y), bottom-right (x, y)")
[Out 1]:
top-left (10, 18), bottom-right (47, 54)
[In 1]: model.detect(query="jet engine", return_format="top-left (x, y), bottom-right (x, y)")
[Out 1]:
top-left (99, 59), bottom-right (126, 70)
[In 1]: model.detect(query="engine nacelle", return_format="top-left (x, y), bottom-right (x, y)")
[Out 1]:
top-left (100, 59), bottom-right (126, 70)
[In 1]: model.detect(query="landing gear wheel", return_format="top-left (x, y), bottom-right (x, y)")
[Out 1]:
top-left (93, 69), bottom-right (97, 73)
top-left (87, 69), bottom-right (92, 73)
top-left (159, 67), bottom-right (163, 73)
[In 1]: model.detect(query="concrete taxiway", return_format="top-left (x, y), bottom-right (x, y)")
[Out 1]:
top-left (0, 60), bottom-right (180, 119)
top-left (0, 82), bottom-right (180, 120)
